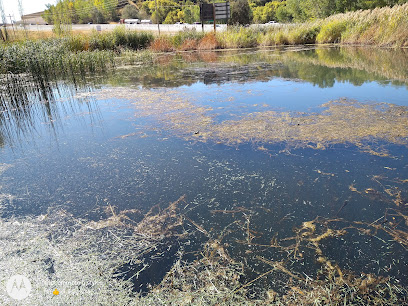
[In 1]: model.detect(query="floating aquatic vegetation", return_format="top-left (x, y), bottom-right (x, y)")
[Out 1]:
top-left (350, 174), bottom-right (408, 208)
top-left (91, 87), bottom-right (408, 156)
top-left (0, 186), bottom-right (407, 304)
top-left (144, 201), bottom-right (408, 304)
top-left (0, 196), bottom-right (189, 304)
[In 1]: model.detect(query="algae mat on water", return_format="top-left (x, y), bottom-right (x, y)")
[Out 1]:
top-left (89, 88), bottom-right (408, 157)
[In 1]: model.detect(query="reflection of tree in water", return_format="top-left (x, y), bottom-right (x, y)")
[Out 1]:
top-left (2, 46), bottom-right (407, 146)
top-left (284, 47), bottom-right (408, 88)
top-left (110, 47), bottom-right (408, 89)
top-left (0, 73), bottom-right (99, 147)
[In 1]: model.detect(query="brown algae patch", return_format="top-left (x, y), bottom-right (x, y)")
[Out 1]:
top-left (94, 88), bottom-right (408, 155)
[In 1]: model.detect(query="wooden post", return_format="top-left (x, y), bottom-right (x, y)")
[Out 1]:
top-left (200, 3), bottom-right (204, 33)
top-left (213, 4), bottom-right (216, 32)
top-left (155, 0), bottom-right (160, 35)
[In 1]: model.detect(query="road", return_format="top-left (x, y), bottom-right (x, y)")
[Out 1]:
top-left (19, 23), bottom-right (285, 33)
top-left (22, 23), bottom-right (228, 33)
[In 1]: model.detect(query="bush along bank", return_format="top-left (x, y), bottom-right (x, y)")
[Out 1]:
top-left (149, 3), bottom-right (408, 50)
top-left (2, 3), bottom-right (408, 78)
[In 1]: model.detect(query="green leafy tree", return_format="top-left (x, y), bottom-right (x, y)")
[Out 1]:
top-left (91, 7), bottom-right (106, 23)
top-left (146, 0), bottom-right (180, 23)
top-left (182, 1), bottom-right (200, 23)
top-left (286, 0), bottom-right (334, 21)
top-left (230, 0), bottom-right (252, 25)
top-left (163, 10), bottom-right (180, 23)
top-left (43, 0), bottom-right (119, 24)
top-left (252, 1), bottom-right (285, 23)
top-left (276, 4), bottom-right (292, 22)
top-left (284, 0), bottom-right (408, 22)
top-left (121, 4), bottom-right (139, 19)
top-left (70, 0), bottom-right (94, 24)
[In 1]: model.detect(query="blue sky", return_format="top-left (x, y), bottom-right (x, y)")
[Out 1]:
top-left (2, 0), bottom-right (51, 21)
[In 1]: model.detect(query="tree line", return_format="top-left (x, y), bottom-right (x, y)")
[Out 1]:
top-left (42, 0), bottom-right (408, 25)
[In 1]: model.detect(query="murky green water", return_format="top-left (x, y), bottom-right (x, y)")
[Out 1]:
top-left (1, 46), bottom-right (408, 297)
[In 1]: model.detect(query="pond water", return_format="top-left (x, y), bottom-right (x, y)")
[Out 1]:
top-left (1, 46), bottom-right (408, 298)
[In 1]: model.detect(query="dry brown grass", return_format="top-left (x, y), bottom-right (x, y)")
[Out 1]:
top-left (149, 36), bottom-right (174, 52)
top-left (198, 33), bottom-right (219, 50)
top-left (179, 39), bottom-right (198, 51)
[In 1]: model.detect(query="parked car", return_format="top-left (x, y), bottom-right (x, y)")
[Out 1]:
top-left (124, 19), bottom-right (140, 24)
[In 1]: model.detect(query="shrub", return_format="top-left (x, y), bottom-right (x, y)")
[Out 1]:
top-left (88, 31), bottom-right (114, 51)
top-left (287, 22), bottom-right (320, 44)
top-left (197, 33), bottom-right (219, 50)
top-left (149, 37), bottom-right (174, 52)
top-left (126, 31), bottom-right (154, 50)
top-left (179, 39), bottom-right (198, 51)
top-left (317, 20), bottom-right (348, 43)
top-left (172, 30), bottom-right (204, 49)
top-left (217, 27), bottom-right (260, 49)
top-left (112, 26), bottom-right (128, 47)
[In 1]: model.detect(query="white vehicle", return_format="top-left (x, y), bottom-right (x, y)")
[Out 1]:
top-left (141, 19), bottom-right (152, 24)
top-left (124, 19), bottom-right (140, 24)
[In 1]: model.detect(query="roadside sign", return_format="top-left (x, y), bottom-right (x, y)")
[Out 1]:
top-left (214, 2), bottom-right (230, 20)
top-left (200, 3), bottom-right (214, 21)
top-left (200, 2), bottom-right (230, 21)
top-left (200, 2), bottom-right (230, 32)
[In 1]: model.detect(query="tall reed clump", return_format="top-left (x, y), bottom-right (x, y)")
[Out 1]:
top-left (0, 39), bottom-right (114, 78)
top-left (258, 22), bottom-right (321, 46)
top-left (216, 26), bottom-right (262, 49)
top-left (197, 33), bottom-right (219, 50)
top-left (53, 28), bottom-right (154, 52)
top-left (340, 3), bottom-right (408, 47)
top-left (316, 18), bottom-right (348, 44)
top-left (287, 21), bottom-right (321, 44)
top-left (111, 26), bottom-right (154, 50)
top-left (258, 25), bottom-right (290, 46)
top-left (172, 30), bottom-right (205, 51)
top-left (149, 36), bottom-right (174, 52)
top-left (258, 3), bottom-right (408, 47)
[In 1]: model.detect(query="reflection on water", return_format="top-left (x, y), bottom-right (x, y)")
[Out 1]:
top-left (0, 73), bottom-right (101, 148)
top-left (111, 46), bottom-right (408, 89)
top-left (0, 46), bottom-right (408, 302)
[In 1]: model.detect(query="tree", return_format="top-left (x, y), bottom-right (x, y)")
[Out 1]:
top-left (163, 10), bottom-right (181, 23)
top-left (91, 7), bottom-right (106, 23)
top-left (252, 1), bottom-right (285, 23)
top-left (276, 4), bottom-right (292, 22)
top-left (43, 0), bottom-right (119, 24)
top-left (147, 0), bottom-right (180, 23)
top-left (230, 0), bottom-right (252, 25)
top-left (121, 4), bottom-right (139, 19)
top-left (182, 1), bottom-right (200, 24)
top-left (286, 0), bottom-right (334, 21)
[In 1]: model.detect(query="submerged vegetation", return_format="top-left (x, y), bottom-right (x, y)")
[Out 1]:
top-left (91, 88), bottom-right (408, 157)
top-left (1, 2), bottom-right (408, 304)
top-left (1, 190), bottom-right (407, 304)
